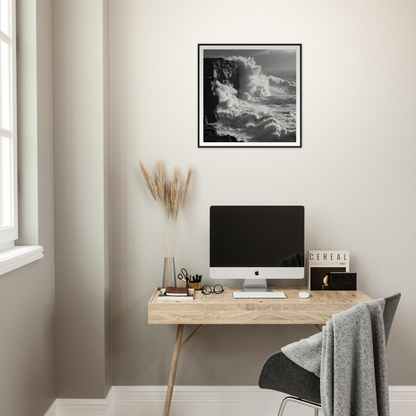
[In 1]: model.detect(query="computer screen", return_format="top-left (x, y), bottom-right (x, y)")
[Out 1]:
top-left (209, 205), bottom-right (305, 290)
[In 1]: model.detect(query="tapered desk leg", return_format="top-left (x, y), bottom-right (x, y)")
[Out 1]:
top-left (163, 324), bottom-right (184, 416)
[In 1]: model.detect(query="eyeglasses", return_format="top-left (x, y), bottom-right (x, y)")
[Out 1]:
top-left (201, 284), bottom-right (224, 295)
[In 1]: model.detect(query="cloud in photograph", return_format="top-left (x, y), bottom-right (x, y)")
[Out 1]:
top-left (203, 47), bottom-right (297, 72)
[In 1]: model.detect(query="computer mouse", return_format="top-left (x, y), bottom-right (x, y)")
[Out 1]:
top-left (299, 291), bottom-right (311, 299)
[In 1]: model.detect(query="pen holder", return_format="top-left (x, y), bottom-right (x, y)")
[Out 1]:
top-left (187, 282), bottom-right (201, 290)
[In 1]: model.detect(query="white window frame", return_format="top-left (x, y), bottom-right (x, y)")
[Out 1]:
top-left (0, 0), bottom-right (17, 247)
top-left (0, 0), bottom-right (43, 274)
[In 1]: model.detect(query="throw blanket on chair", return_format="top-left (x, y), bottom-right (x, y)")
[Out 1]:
top-left (282, 299), bottom-right (390, 416)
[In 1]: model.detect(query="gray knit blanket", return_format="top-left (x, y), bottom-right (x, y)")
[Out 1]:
top-left (282, 299), bottom-right (389, 416)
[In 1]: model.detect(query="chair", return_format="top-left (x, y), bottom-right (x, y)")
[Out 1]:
top-left (258, 293), bottom-right (401, 416)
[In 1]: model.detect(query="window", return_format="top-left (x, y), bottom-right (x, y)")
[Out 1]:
top-left (0, 0), bottom-right (43, 274)
top-left (0, 0), bottom-right (17, 247)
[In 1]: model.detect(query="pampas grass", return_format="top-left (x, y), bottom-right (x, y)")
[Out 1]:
top-left (156, 159), bottom-right (165, 203)
top-left (163, 180), bottom-right (170, 219)
top-left (139, 160), bottom-right (157, 201)
top-left (171, 167), bottom-right (180, 221)
top-left (139, 159), bottom-right (193, 286)
top-left (182, 164), bottom-right (193, 205)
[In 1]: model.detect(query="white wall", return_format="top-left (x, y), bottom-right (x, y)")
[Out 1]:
top-left (110, 0), bottom-right (416, 386)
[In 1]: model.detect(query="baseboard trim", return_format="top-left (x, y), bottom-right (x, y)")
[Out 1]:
top-left (112, 385), bottom-right (281, 403)
top-left (54, 389), bottom-right (114, 416)
top-left (45, 385), bottom-right (416, 416)
top-left (389, 385), bottom-right (416, 402)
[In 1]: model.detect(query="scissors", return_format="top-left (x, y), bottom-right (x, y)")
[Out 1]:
top-left (177, 268), bottom-right (190, 283)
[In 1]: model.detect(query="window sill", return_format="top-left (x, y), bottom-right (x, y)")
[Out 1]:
top-left (0, 245), bottom-right (44, 276)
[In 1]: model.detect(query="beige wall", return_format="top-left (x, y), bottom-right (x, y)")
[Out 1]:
top-left (0, 0), bottom-right (56, 415)
top-left (110, 0), bottom-right (416, 386)
top-left (54, 0), bottom-right (111, 399)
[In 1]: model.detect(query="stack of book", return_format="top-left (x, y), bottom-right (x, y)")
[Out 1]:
top-left (157, 286), bottom-right (195, 301)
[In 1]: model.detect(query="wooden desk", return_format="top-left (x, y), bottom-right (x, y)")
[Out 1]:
top-left (148, 286), bottom-right (372, 416)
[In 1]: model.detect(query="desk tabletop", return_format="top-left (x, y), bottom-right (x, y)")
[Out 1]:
top-left (148, 287), bottom-right (372, 325)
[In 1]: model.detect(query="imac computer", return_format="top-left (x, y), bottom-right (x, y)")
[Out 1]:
top-left (209, 205), bottom-right (305, 292)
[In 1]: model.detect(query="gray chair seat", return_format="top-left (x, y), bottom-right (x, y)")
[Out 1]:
top-left (259, 351), bottom-right (321, 403)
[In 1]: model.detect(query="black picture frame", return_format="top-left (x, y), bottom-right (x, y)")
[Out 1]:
top-left (198, 44), bottom-right (302, 148)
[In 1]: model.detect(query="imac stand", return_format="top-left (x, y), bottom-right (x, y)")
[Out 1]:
top-left (243, 279), bottom-right (269, 292)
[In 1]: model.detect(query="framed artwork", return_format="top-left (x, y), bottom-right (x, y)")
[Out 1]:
top-left (198, 44), bottom-right (302, 148)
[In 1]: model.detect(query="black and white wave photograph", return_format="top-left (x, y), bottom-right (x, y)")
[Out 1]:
top-left (198, 44), bottom-right (301, 148)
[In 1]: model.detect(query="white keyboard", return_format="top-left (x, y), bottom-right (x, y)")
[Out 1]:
top-left (233, 291), bottom-right (286, 299)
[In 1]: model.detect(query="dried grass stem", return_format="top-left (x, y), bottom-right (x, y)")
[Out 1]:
top-left (139, 159), bottom-right (193, 284)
